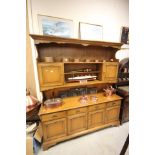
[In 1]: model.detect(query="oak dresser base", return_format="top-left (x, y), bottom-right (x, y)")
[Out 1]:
top-left (42, 120), bottom-right (120, 150)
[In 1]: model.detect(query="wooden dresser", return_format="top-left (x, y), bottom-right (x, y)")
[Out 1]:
top-left (30, 34), bottom-right (123, 150)
top-left (39, 93), bottom-right (122, 150)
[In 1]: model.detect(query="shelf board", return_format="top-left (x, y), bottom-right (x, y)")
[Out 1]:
top-left (64, 80), bottom-right (104, 87)
top-left (40, 80), bottom-right (106, 91)
top-left (64, 71), bottom-right (100, 75)
top-left (64, 62), bottom-right (104, 64)
top-left (39, 93), bottom-right (123, 115)
top-left (30, 34), bottom-right (122, 50)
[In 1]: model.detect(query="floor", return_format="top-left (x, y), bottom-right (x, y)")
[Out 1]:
top-left (38, 122), bottom-right (129, 155)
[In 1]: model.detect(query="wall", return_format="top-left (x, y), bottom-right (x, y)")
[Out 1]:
top-left (27, 0), bottom-right (129, 100)
top-left (28, 0), bottom-right (129, 42)
top-left (26, 8), bottom-right (37, 97)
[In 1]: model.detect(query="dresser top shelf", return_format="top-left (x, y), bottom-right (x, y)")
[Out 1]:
top-left (39, 93), bottom-right (122, 115)
top-left (30, 34), bottom-right (122, 49)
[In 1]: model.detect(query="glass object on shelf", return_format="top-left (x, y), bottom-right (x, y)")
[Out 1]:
top-left (90, 96), bottom-right (98, 102)
top-left (87, 87), bottom-right (97, 94)
top-left (79, 95), bottom-right (88, 104)
top-left (58, 91), bottom-right (68, 98)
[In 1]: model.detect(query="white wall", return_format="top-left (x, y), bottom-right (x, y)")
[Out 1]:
top-left (27, 0), bottom-right (129, 100)
top-left (28, 0), bottom-right (129, 42)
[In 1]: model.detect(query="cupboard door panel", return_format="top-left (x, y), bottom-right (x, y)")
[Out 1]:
top-left (38, 63), bottom-right (64, 88)
top-left (105, 65), bottom-right (118, 78)
top-left (102, 62), bottom-right (118, 83)
top-left (88, 109), bottom-right (106, 128)
top-left (43, 118), bottom-right (67, 141)
top-left (68, 113), bottom-right (87, 135)
top-left (106, 106), bottom-right (120, 123)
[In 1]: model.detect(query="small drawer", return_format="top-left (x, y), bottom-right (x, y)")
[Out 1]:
top-left (67, 107), bottom-right (87, 116)
top-left (88, 103), bottom-right (105, 112)
top-left (106, 101), bottom-right (121, 107)
top-left (41, 111), bottom-right (66, 122)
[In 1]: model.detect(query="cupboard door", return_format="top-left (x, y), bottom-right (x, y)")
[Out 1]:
top-left (88, 109), bottom-right (106, 129)
top-left (102, 62), bottom-right (119, 83)
top-left (42, 118), bottom-right (67, 141)
top-left (106, 106), bottom-right (120, 123)
top-left (68, 113), bottom-right (87, 135)
top-left (38, 63), bottom-right (64, 89)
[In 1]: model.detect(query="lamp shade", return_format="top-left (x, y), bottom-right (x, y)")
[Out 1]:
top-left (115, 44), bottom-right (129, 61)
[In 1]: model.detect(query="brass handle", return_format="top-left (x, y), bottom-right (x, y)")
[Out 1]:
top-left (52, 115), bottom-right (58, 118)
top-left (95, 106), bottom-right (99, 110)
top-left (112, 102), bottom-right (116, 105)
top-left (76, 110), bottom-right (80, 113)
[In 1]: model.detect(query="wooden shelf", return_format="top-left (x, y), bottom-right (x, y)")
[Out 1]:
top-left (64, 80), bottom-right (104, 87)
top-left (30, 34), bottom-right (122, 49)
top-left (39, 93), bottom-right (122, 114)
top-left (40, 80), bottom-right (106, 91)
top-left (64, 62), bottom-right (104, 64)
top-left (64, 71), bottom-right (100, 75)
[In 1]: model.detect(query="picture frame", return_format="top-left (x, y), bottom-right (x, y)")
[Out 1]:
top-left (79, 22), bottom-right (103, 41)
top-left (38, 15), bottom-right (74, 38)
top-left (121, 27), bottom-right (129, 44)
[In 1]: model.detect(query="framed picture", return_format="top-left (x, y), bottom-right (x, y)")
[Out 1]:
top-left (38, 15), bottom-right (74, 38)
top-left (79, 22), bottom-right (103, 41)
top-left (121, 27), bottom-right (129, 44)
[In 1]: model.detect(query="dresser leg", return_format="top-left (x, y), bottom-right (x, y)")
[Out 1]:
top-left (42, 142), bottom-right (57, 151)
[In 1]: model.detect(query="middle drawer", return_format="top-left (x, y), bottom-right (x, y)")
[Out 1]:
top-left (88, 103), bottom-right (105, 112)
top-left (67, 107), bottom-right (87, 116)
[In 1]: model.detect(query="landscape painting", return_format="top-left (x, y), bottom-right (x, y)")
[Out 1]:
top-left (38, 15), bottom-right (73, 38)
